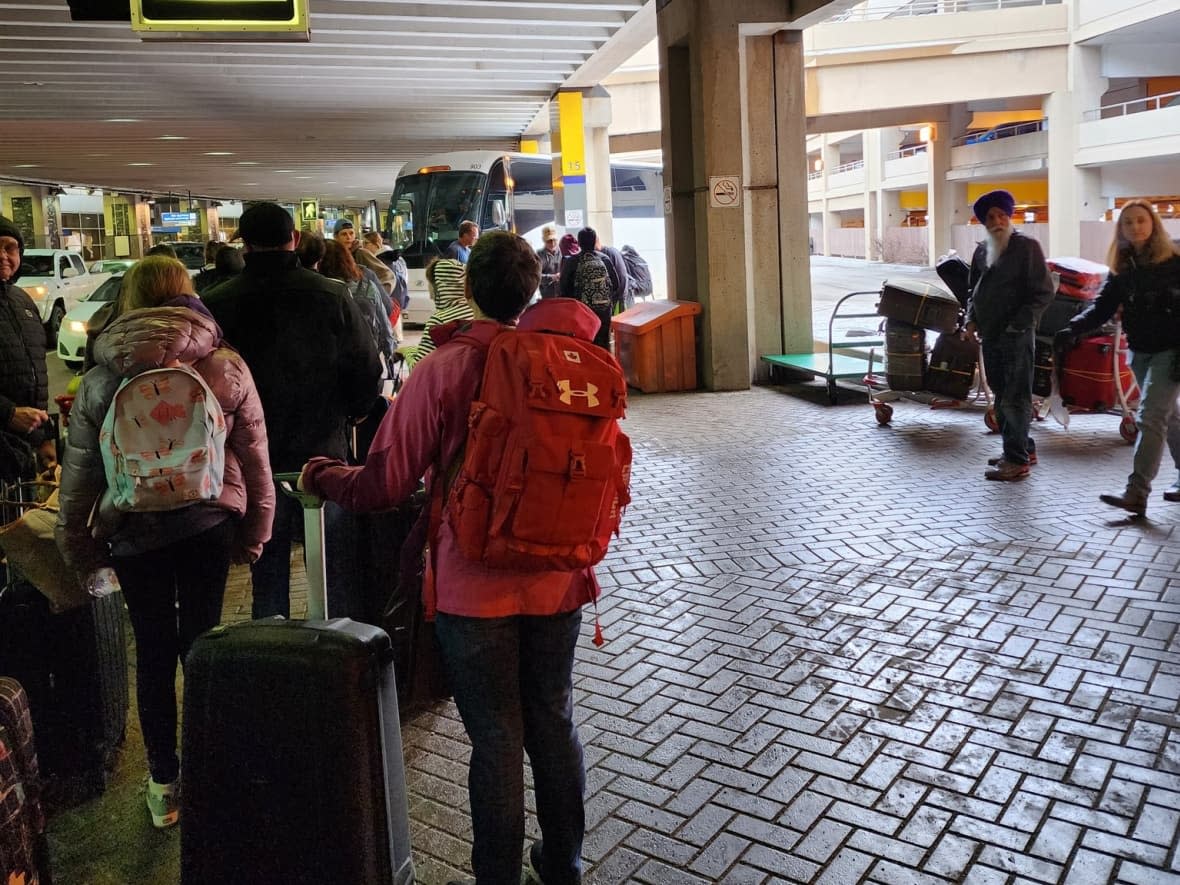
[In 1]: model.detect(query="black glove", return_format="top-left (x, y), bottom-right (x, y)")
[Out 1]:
top-left (1053, 328), bottom-right (1078, 353)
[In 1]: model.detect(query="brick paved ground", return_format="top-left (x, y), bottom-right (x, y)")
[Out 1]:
top-left (396, 383), bottom-right (1180, 884)
top-left (47, 377), bottom-right (1180, 884)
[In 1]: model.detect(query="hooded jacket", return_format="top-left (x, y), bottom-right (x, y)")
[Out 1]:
top-left (1067, 253), bottom-right (1180, 354)
top-left (302, 297), bottom-right (602, 619)
top-left (203, 250), bottom-right (382, 471)
top-left (0, 216), bottom-right (50, 474)
top-left (56, 305), bottom-right (275, 574)
top-left (404, 259), bottom-right (472, 368)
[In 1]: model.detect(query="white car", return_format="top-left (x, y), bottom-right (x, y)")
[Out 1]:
top-left (56, 272), bottom-right (124, 370)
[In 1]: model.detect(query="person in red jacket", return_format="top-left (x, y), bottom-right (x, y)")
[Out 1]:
top-left (301, 231), bottom-right (599, 885)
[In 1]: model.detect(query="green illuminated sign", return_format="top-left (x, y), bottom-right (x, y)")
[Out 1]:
top-left (131, 0), bottom-right (308, 37)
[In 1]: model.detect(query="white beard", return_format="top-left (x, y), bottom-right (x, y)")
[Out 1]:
top-left (985, 225), bottom-right (1013, 267)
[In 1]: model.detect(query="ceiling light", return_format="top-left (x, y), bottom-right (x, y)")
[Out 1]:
top-left (274, 169), bottom-right (295, 173)
top-left (12, 164), bottom-right (39, 169)
top-left (127, 162), bottom-right (154, 167)
top-left (105, 118), bottom-right (141, 123)
top-left (157, 135), bottom-right (188, 141)
top-left (205, 151), bottom-right (234, 156)
top-left (294, 175), bottom-right (313, 180)
top-left (236, 161), bottom-right (259, 166)
top-left (242, 182), bottom-right (258, 186)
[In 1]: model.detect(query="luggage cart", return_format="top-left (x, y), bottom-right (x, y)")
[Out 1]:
top-left (865, 335), bottom-right (996, 428)
top-left (762, 290), bottom-right (886, 404)
top-left (1039, 322), bottom-right (1140, 443)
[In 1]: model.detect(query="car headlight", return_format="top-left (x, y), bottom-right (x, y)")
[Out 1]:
top-left (68, 320), bottom-right (87, 333)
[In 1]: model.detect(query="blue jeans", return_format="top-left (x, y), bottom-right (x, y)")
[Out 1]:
top-left (982, 329), bottom-right (1035, 465)
top-left (1128, 349), bottom-right (1180, 495)
top-left (435, 610), bottom-right (585, 885)
top-left (250, 484), bottom-right (359, 620)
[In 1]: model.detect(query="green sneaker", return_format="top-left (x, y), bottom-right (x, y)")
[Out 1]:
top-left (146, 777), bottom-right (180, 829)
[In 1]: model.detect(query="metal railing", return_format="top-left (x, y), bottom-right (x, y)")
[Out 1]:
top-left (832, 159), bottom-right (865, 175)
top-left (807, 169), bottom-right (824, 181)
top-left (1084, 89), bottom-right (1180, 122)
top-left (884, 144), bottom-right (928, 161)
top-left (827, 0), bottom-right (1060, 22)
top-left (950, 118), bottom-right (1046, 147)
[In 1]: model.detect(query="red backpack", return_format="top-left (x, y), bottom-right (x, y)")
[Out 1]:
top-left (445, 327), bottom-right (632, 572)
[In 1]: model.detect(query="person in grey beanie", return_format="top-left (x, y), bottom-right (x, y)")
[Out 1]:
top-left (0, 215), bottom-right (54, 481)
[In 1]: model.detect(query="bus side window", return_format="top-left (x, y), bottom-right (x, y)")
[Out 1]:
top-left (482, 159), bottom-right (509, 232)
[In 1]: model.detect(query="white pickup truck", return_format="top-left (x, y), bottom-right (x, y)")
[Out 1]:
top-left (18, 249), bottom-right (111, 346)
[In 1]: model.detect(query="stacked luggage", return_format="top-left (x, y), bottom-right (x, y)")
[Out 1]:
top-left (877, 280), bottom-right (972, 395)
top-left (0, 475), bottom-right (128, 804)
top-left (1036, 256), bottom-right (1122, 409)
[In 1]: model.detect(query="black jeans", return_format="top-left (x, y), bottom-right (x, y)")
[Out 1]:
top-left (436, 610), bottom-right (585, 885)
top-left (115, 518), bottom-right (235, 784)
top-left (982, 328), bottom-right (1036, 465)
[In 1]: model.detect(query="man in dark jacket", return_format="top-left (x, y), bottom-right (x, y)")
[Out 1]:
top-left (204, 202), bottom-right (382, 619)
top-left (0, 215), bottom-right (54, 483)
top-left (536, 225), bottom-right (561, 298)
top-left (965, 190), bottom-right (1054, 482)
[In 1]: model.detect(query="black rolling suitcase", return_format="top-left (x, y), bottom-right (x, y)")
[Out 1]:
top-left (352, 493), bottom-right (450, 721)
top-left (180, 618), bottom-right (415, 885)
top-left (0, 579), bottom-right (127, 800)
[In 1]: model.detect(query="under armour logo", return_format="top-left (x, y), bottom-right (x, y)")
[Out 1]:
top-left (557, 379), bottom-right (599, 407)
top-left (563, 350), bottom-right (582, 363)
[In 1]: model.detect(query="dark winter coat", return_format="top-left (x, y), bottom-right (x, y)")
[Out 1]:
top-left (0, 216), bottom-right (51, 478)
top-left (966, 230), bottom-right (1055, 340)
top-left (1069, 253), bottom-right (1180, 354)
top-left (203, 250), bottom-right (382, 471)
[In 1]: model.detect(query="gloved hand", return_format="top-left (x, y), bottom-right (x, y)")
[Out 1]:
top-left (1053, 328), bottom-right (1078, 353)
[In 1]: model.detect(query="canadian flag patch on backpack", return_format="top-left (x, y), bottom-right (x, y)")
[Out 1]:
top-left (446, 329), bottom-right (632, 572)
top-left (100, 365), bottom-right (227, 512)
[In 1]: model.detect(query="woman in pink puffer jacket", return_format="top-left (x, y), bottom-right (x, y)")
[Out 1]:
top-left (56, 255), bottom-right (274, 829)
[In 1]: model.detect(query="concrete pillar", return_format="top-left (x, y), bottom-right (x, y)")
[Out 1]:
top-left (658, 0), bottom-right (813, 390)
top-left (773, 31), bottom-right (812, 358)
top-left (927, 127), bottom-right (952, 265)
top-left (820, 137), bottom-right (840, 256)
top-left (1045, 43), bottom-right (1107, 257)
top-left (550, 87), bottom-right (613, 242)
top-left (863, 130), bottom-right (881, 260)
top-left (134, 201), bottom-right (153, 255)
top-left (207, 206), bottom-right (221, 242)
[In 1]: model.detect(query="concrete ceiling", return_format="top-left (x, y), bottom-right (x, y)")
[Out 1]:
top-left (0, 0), bottom-right (653, 205)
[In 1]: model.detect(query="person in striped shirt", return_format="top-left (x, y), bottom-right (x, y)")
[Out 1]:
top-left (401, 257), bottom-right (473, 368)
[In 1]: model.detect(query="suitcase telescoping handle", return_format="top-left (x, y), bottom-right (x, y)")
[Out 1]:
top-left (274, 472), bottom-right (329, 621)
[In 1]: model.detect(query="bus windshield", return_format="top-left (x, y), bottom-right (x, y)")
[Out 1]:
top-left (387, 170), bottom-right (486, 265)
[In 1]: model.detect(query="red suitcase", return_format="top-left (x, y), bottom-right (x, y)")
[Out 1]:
top-left (1060, 334), bottom-right (1133, 412)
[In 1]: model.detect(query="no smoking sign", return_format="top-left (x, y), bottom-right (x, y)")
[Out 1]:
top-left (708, 176), bottom-right (741, 209)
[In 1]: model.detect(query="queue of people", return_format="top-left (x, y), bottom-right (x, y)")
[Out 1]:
top-left (4, 184), bottom-right (1178, 885)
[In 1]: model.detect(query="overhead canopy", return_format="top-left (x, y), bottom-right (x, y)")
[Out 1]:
top-left (0, 0), bottom-right (651, 204)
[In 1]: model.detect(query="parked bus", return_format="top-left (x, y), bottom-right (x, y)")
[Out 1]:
top-left (386, 151), bottom-right (665, 326)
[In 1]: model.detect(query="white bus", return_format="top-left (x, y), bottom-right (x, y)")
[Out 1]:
top-left (385, 151), bottom-right (666, 326)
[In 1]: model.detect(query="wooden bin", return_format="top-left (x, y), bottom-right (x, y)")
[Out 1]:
top-left (610, 300), bottom-right (701, 393)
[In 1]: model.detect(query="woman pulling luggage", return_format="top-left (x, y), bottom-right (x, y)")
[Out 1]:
top-left (1055, 199), bottom-right (1180, 516)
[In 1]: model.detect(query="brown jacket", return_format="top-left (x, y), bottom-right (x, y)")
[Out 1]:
top-left (56, 304), bottom-right (275, 573)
